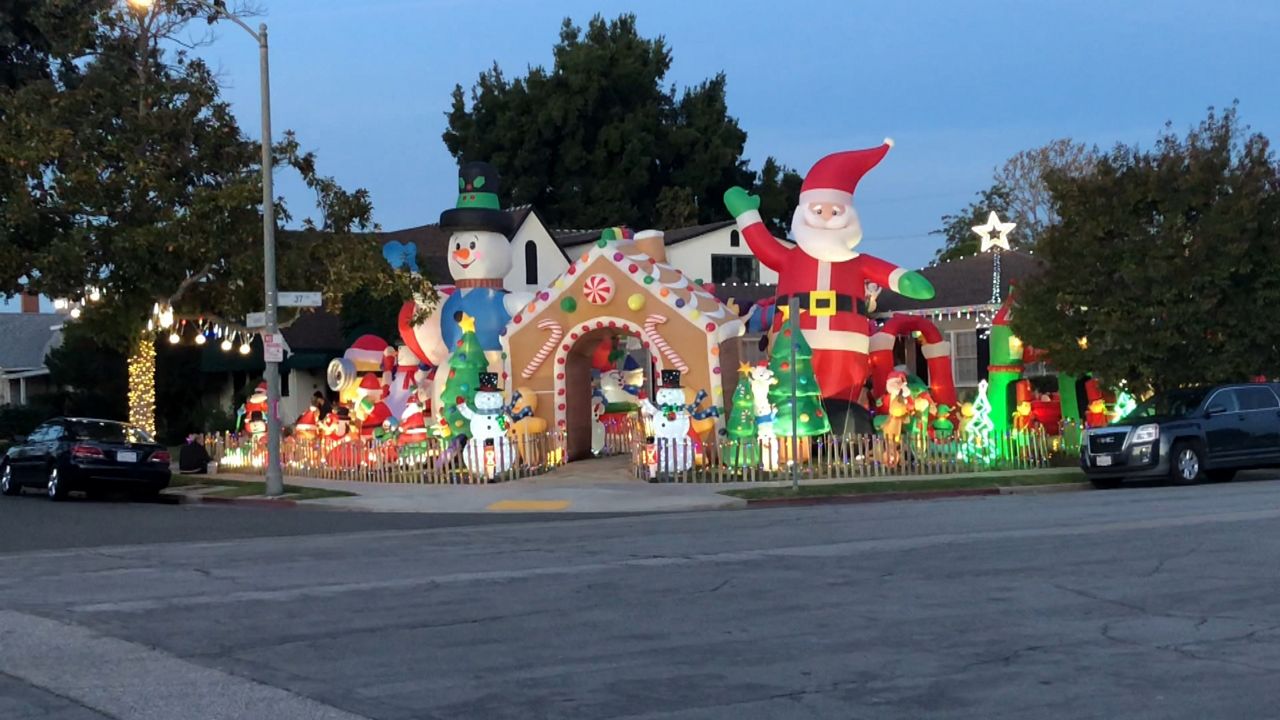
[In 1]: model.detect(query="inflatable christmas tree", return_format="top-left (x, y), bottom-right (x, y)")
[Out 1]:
top-left (725, 364), bottom-right (760, 466)
top-left (434, 313), bottom-right (488, 440)
top-left (768, 312), bottom-right (831, 438)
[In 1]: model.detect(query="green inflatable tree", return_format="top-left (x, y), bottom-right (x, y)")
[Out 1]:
top-left (768, 313), bottom-right (831, 438)
top-left (434, 313), bottom-right (488, 440)
top-left (725, 365), bottom-right (760, 466)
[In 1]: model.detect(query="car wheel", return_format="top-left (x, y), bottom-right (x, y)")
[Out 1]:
top-left (1170, 442), bottom-right (1204, 485)
top-left (1207, 469), bottom-right (1237, 483)
top-left (46, 467), bottom-right (70, 501)
top-left (1090, 476), bottom-right (1123, 490)
top-left (1, 464), bottom-right (20, 496)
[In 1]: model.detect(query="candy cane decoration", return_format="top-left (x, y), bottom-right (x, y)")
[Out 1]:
top-left (644, 315), bottom-right (688, 372)
top-left (522, 319), bottom-right (564, 378)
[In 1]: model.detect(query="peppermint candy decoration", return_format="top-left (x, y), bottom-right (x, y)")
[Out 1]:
top-left (582, 273), bottom-right (615, 305)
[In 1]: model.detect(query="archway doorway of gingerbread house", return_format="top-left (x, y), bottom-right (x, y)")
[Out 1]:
top-left (564, 327), bottom-right (653, 462)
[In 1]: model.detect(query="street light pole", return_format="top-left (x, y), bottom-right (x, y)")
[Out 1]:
top-left (128, 0), bottom-right (283, 495)
top-left (257, 23), bottom-right (283, 498)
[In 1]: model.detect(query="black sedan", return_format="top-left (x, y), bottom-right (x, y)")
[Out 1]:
top-left (1, 418), bottom-right (171, 500)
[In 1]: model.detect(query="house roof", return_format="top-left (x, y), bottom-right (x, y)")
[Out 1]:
top-left (874, 250), bottom-right (1044, 313)
top-left (551, 219), bottom-right (737, 249)
top-left (0, 313), bottom-right (63, 372)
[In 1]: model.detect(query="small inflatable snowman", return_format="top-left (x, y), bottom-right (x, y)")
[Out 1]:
top-left (640, 370), bottom-right (719, 476)
top-left (456, 372), bottom-right (532, 480)
top-left (590, 392), bottom-right (607, 456)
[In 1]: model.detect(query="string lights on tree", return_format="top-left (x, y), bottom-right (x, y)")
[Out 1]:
top-left (127, 336), bottom-right (157, 436)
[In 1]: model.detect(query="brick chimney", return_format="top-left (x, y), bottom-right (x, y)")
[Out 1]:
top-left (20, 292), bottom-right (39, 314)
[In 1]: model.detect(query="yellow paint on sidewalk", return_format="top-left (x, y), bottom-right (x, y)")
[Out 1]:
top-left (486, 499), bottom-right (572, 512)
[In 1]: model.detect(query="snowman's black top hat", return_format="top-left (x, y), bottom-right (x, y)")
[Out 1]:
top-left (660, 370), bottom-right (682, 389)
top-left (478, 372), bottom-right (500, 392)
top-left (440, 161), bottom-right (513, 235)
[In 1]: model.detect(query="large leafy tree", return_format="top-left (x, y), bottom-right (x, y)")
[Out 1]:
top-left (443, 13), bottom-right (800, 230)
top-left (1012, 104), bottom-right (1280, 393)
top-left (0, 1), bottom-right (429, 428)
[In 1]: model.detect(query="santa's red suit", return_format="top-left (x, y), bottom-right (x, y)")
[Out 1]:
top-left (725, 140), bottom-right (936, 402)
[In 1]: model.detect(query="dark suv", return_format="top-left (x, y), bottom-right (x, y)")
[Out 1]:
top-left (1, 418), bottom-right (171, 500)
top-left (1082, 384), bottom-right (1280, 488)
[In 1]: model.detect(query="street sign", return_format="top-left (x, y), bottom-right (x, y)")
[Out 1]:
top-left (279, 291), bottom-right (322, 308)
top-left (261, 332), bottom-right (290, 363)
top-left (245, 311), bottom-right (267, 329)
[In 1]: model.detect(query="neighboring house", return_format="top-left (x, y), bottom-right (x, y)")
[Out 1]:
top-left (0, 308), bottom-right (64, 407)
top-left (556, 220), bottom-right (783, 286)
top-left (873, 250), bottom-right (1045, 398)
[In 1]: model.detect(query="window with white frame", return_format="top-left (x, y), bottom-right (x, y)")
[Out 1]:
top-left (950, 330), bottom-right (979, 385)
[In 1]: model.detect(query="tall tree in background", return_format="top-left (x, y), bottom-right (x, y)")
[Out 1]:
top-left (0, 1), bottom-right (429, 431)
top-left (443, 14), bottom-right (801, 230)
top-left (932, 139), bottom-right (1098, 261)
top-left (995, 138), bottom-right (1099, 243)
top-left (1013, 104), bottom-right (1280, 393)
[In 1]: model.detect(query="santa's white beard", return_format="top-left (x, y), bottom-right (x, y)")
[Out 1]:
top-left (791, 205), bottom-right (863, 262)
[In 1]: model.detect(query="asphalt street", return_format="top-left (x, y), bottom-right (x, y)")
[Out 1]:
top-left (4, 475), bottom-right (1280, 719)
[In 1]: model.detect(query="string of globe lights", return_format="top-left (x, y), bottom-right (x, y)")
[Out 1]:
top-left (55, 292), bottom-right (255, 355)
top-left (50, 286), bottom-right (105, 318)
top-left (146, 302), bottom-right (254, 354)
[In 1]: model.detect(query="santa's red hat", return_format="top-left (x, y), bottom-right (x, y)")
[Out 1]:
top-left (358, 372), bottom-right (383, 395)
top-left (799, 139), bottom-right (894, 207)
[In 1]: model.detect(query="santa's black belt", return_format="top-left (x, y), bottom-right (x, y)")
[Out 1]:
top-left (775, 292), bottom-right (864, 317)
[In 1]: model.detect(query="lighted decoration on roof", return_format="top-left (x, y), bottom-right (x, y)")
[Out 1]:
top-left (971, 211), bottom-right (1017, 253)
top-left (970, 211), bottom-right (1017, 330)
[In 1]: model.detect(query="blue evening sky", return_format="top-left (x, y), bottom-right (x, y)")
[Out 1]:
top-left (6, 0), bottom-right (1278, 311)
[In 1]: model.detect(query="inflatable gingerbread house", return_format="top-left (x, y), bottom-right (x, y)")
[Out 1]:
top-left (503, 228), bottom-right (745, 460)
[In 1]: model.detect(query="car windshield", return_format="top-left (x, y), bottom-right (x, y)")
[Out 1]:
top-left (65, 420), bottom-right (154, 444)
top-left (1122, 388), bottom-right (1209, 421)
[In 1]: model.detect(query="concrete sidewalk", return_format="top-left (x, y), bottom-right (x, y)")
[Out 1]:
top-left (205, 456), bottom-right (747, 514)
top-left (189, 462), bottom-right (1083, 515)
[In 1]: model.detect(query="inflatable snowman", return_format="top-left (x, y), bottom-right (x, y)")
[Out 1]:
top-left (590, 392), bottom-right (607, 456)
top-left (456, 372), bottom-right (532, 480)
top-left (400, 162), bottom-right (532, 370)
top-left (640, 370), bottom-right (719, 476)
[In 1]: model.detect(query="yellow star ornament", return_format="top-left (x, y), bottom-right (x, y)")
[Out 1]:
top-left (738, 362), bottom-right (752, 377)
top-left (458, 312), bottom-right (477, 335)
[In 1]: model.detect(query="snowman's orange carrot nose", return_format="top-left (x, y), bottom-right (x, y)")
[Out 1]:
top-left (454, 248), bottom-right (471, 261)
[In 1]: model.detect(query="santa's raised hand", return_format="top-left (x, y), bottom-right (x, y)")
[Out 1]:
top-left (722, 140), bottom-right (934, 403)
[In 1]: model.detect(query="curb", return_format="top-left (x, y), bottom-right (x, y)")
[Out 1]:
top-left (743, 487), bottom-right (1002, 508)
top-left (998, 482), bottom-right (1090, 495)
top-left (166, 492), bottom-right (298, 509)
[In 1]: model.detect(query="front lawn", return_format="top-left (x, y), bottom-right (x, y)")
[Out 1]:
top-left (721, 469), bottom-right (1087, 501)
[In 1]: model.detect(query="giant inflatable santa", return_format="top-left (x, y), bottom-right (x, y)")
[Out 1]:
top-left (723, 140), bottom-right (935, 405)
